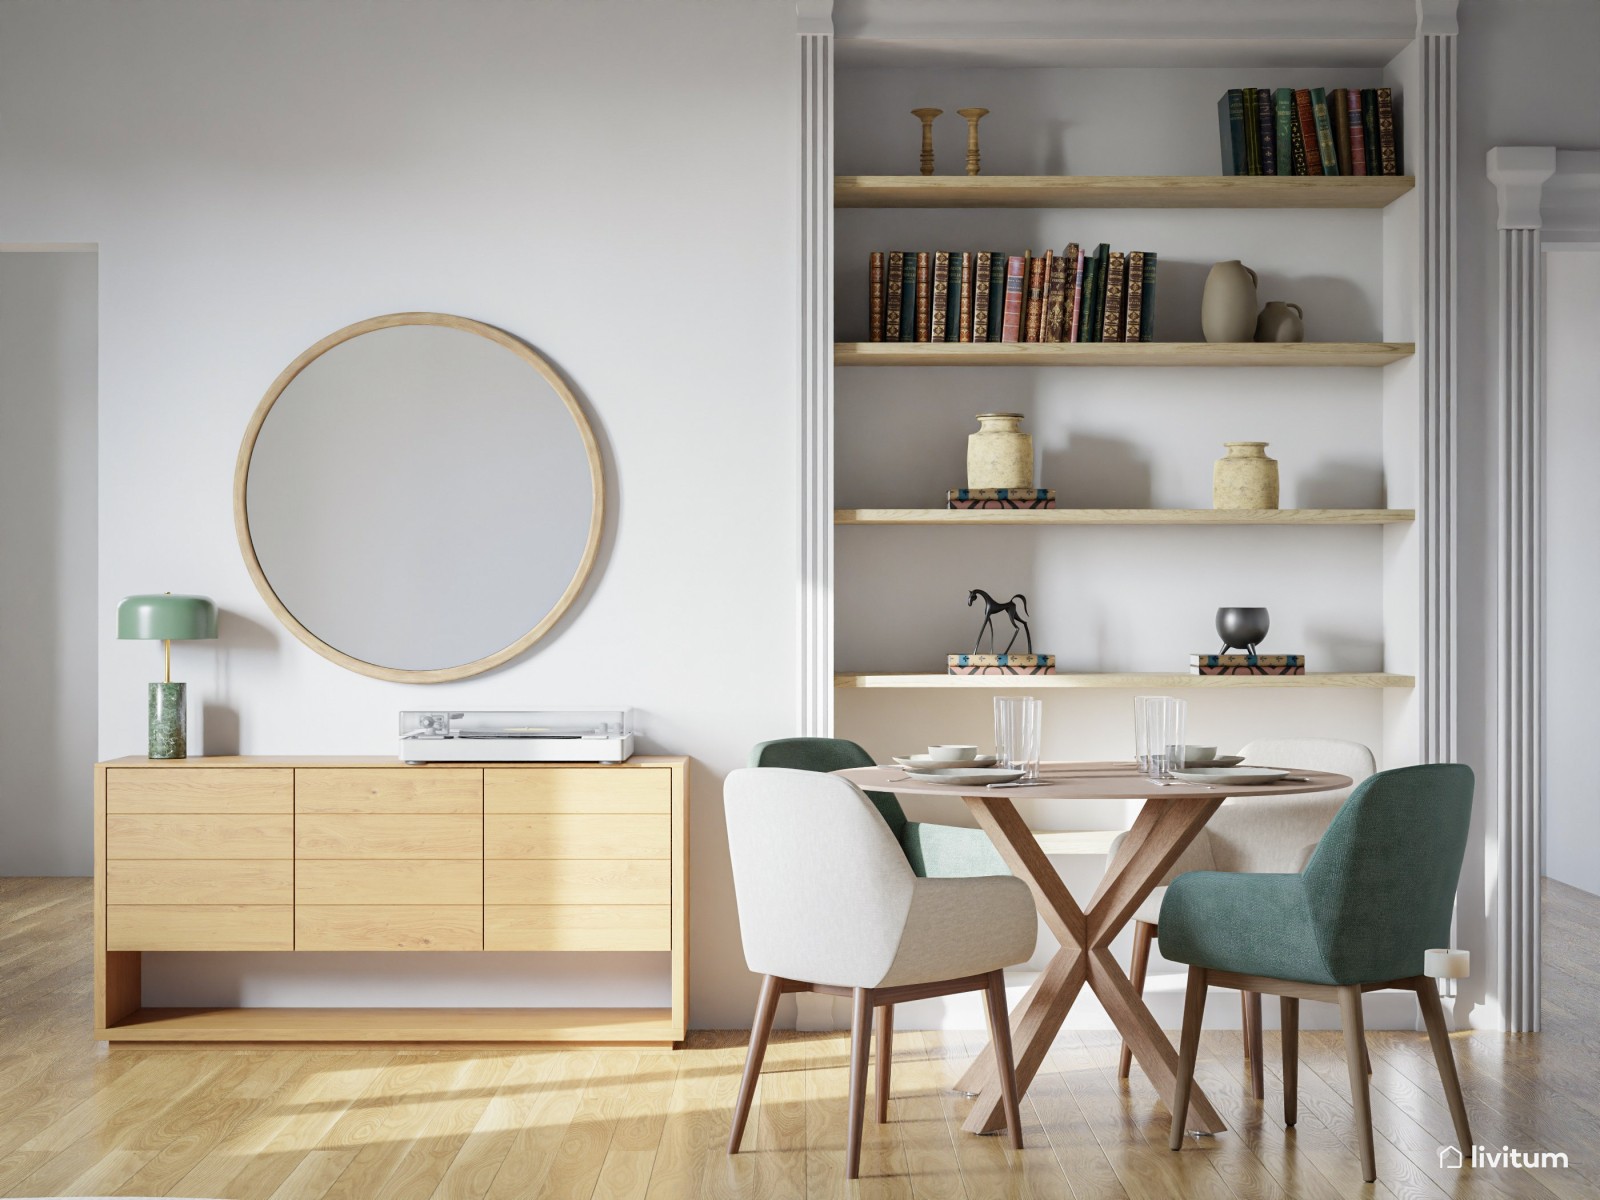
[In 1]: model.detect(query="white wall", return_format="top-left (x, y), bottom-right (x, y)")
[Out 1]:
top-left (1543, 251), bottom-right (1600, 896)
top-left (0, 251), bottom-right (98, 875)
top-left (0, 0), bottom-right (799, 1028)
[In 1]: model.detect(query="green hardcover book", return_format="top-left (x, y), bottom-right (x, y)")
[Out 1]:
top-left (946, 252), bottom-right (965, 342)
top-left (1273, 88), bottom-right (1295, 176)
top-left (1076, 252), bottom-right (1096, 343)
top-left (1139, 252), bottom-right (1158, 342)
top-left (898, 251), bottom-right (918, 341)
top-left (1310, 87), bottom-right (1339, 175)
top-left (1217, 89), bottom-right (1246, 175)
top-left (1084, 243), bottom-right (1109, 343)
top-left (1241, 87), bottom-right (1260, 174)
top-left (987, 252), bottom-right (1006, 342)
top-left (1361, 89), bottom-right (1380, 177)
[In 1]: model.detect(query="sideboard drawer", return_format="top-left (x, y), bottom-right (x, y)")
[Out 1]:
top-left (486, 904), bottom-right (671, 951)
top-left (485, 767), bottom-right (671, 814)
top-left (107, 904), bottom-right (293, 951)
top-left (296, 814), bottom-right (482, 859)
top-left (296, 860), bottom-right (482, 907)
top-left (485, 814), bottom-right (670, 860)
top-left (296, 905), bottom-right (483, 951)
top-left (108, 768), bottom-right (293, 814)
top-left (107, 814), bottom-right (294, 860)
top-left (485, 859), bottom-right (671, 906)
top-left (107, 860), bottom-right (293, 906)
top-left (296, 768), bottom-right (482, 815)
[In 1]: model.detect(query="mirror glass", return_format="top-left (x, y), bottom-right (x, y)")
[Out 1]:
top-left (242, 317), bottom-right (600, 677)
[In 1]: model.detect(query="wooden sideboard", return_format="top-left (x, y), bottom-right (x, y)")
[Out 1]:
top-left (93, 755), bottom-right (688, 1044)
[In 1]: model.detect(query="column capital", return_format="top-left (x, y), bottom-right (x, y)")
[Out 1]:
top-left (797, 0), bottom-right (833, 36)
top-left (1488, 147), bottom-right (1557, 230)
top-left (1416, 0), bottom-right (1459, 37)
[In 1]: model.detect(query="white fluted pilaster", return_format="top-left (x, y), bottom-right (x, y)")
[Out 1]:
top-left (798, 5), bottom-right (834, 736)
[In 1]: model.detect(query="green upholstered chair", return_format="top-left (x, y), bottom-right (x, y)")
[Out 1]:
top-left (749, 738), bottom-right (1009, 878)
top-left (1161, 764), bottom-right (1476, 1183)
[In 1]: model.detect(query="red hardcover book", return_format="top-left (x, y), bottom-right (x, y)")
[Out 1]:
top-left (958, 251), bottom-right (975, 342)
top-left (1024, 253), bottom-right (1048, 342)
top-left (1043, 252), bottom-right (1068, 342)
top-left (1068, 247), bottom-right (1086, 342)
top-left (868, 251), bottom-right (885, 341)
top-left (914, 252), bottom-right (931, 342)
top-left (1294, 88), bottom-right (1323, 176)
top-left (1347, 89), bottom-right (1368, 175)
top-left (1000, 255), bottom-right (1026, 343)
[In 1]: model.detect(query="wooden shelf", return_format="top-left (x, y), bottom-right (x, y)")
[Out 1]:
top-left (836, 673), bottom-right (1414, 690)
top-left (835, 174), bottom-right (1415, 209)
top-left (100, 1005), bottom-right (680, 1044)
top-left (835, 342), bottom-right (1414, 367)
top-left (837, 508), bottom-right (1414, 526)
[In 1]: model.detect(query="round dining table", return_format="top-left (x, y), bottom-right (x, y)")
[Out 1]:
top-left (835, 760), bottom-right (1352, 1137)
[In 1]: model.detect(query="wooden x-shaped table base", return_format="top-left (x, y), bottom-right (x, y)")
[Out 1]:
top-left (953, 792), bottom-right (1228, 1135)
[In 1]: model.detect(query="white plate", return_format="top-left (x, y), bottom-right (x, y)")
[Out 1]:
top-left (1169, 766), bottom-right (1291, 786)
top-left (894, 754), bottom-right (997, 770)
top-left (901, 766), bottom-right (1026, 787)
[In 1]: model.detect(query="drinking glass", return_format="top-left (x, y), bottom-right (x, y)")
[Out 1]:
top-left (1136, 695), bottom-right (1186, 779)
top-left (993, 696), bottom-right (1043, 781)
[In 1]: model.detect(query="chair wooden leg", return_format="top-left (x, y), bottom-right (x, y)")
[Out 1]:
top-left (1415, 978), bottom-right (1473, 1153)
top-left (1239, 990), bottom-right (1252, 1067)
top-left (728, 974), bottom-right (783, 1154)
top-left (1118, 920), bottom-right (1154, 1080)
top-left (1337, 984), bottom-right (1377, 1182)
top-left (875, 1005), bottom-right (894, 1124)
top-left (1169, 966), bottom-right (1208, 1151)
top-left (1245, 990), bottom-right (1265, 1100)
top-left (1280, 996), bottom-right (1299, 1127)
top-left (846, 987), bottom-right (872, 1180)
top-left (983, 969), bottom-right (1024, 1150)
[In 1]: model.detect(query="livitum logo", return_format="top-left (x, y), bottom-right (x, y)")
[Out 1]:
top-left (1439, 1144), bottom-right (1571, 1169)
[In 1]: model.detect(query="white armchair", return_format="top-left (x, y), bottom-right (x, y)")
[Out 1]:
top-left (1112, 738), bottom-right (1377, 1094)
top-left (724, 767), bottom-right (1037, 1178)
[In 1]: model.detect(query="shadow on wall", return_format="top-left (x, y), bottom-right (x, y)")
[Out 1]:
top-left (1043, 434), bottom-right (1153, 508)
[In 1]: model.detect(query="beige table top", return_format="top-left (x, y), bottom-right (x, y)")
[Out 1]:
top-left (836, 760), bottom-right (1352, 801)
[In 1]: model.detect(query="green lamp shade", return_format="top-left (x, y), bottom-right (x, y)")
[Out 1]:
top-left (117, 594), bottom-right (218, 641)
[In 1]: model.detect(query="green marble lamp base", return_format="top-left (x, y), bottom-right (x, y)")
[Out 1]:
top-left (148, 681), bottom-right (187, 759)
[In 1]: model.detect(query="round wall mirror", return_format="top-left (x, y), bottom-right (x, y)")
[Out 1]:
top-left (235, 312), bottom-right (603, 682)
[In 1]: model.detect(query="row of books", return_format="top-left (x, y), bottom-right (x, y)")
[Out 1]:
top-left (867, 245), bottom-right (1159, 345)
top-left (1219, 87), bottom-right (1401, 177)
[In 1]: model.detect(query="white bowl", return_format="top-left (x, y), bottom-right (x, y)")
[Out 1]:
top-left (1174, 744), bottom-right (1218, 763)
top-left (929, 744), bottom-right (979, 762)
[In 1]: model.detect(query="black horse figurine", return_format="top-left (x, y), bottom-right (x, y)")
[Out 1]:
top-left (968, 588), bottom-right (1033, 656)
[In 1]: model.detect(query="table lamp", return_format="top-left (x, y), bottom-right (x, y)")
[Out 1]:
top-left (117, 593), bottom-right (218, 759)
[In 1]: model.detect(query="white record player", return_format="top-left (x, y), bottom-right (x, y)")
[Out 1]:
top-left (398, 709), bottom-right (635, 764)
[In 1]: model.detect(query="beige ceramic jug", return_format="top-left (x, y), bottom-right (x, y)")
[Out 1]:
top-left (1255, 301), bottom-right (1305, 343)
top-left (1201, 260), bottom-right (1259, 343)
top-left (967, 413), bottom-right (1034, 490)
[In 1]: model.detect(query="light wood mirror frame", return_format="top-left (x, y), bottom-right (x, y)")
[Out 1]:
top-left (234, 312), bottom-right (604, 683)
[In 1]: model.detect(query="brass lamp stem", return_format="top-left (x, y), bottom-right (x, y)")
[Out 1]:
top-left (164, 639), bottom-right (171, 684)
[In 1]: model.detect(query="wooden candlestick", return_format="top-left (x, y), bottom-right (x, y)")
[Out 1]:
top-left (911, 108), bottom-right (942, 176)
top-left (958, 108), bottom-right (989, 176)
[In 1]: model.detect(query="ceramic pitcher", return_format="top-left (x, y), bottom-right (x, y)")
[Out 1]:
top-left (1213, 441), bottom-right (1279, 509)
top-left (967, 413), bottom-right (1034, 490)
top-left (1255, 300), bottom-right (1305, 343)
top-left (1201, 260), bottom-right (1259, 343)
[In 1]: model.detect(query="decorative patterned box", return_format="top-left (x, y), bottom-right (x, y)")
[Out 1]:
top-left (1189, 653), bottom-right (1306, 676)
top-left (947, 488), bottom-right (1057, 510)
top-left (948, 653), bottom-right (1057, 675)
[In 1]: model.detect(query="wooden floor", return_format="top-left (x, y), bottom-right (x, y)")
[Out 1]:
top-left (2, 876), bottom-right (1597, 1200)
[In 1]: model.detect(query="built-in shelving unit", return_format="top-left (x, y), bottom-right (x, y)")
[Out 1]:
top-left (836, 342), bottom-right (1415, 367)
top-left (837, 508), bottom-right (1415, 526)
top-left (837, 673), bottom-right (1416, 690)
top-left (835, 174), bottom-right (1416, 210)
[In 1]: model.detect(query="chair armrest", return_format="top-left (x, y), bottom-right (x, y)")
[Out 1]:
top-left (901, 820), bottom-right (1010, 878)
